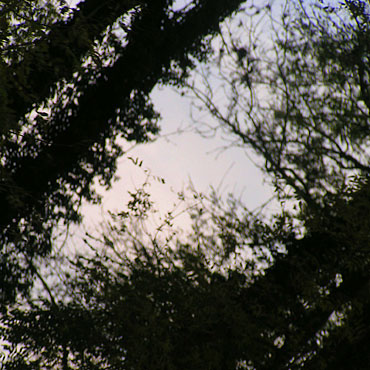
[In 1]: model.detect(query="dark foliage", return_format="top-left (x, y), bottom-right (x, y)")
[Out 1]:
top-left (189, 0), bottom-right (370, 208)
top-left (3, 1), bottom-right (370, 369)
top-left (0, 0), bottom-right (246, 304)
top-left (4, 177), bottom-right (370, 369)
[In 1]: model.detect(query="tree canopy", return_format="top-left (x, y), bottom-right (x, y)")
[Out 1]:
top-left (2, 0), bottom-right (370, 369)
top-left (188, 0), bottom-right (370, 208)
top-left (0, 0), bottom-right (247, 305)
top-left (4, 175), bottom-right (370, 369)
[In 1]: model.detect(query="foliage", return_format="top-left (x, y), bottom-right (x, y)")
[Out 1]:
top-left (187, 0), bottom-right (370, 208)
top-left (0, 182), bottom-right (292, 369)
top-left (4, 175), bottom-right (370, 369)
top-left (0, 0), bottom-right (248, 304)
top-left (3, 1), bottom-right (370, 369)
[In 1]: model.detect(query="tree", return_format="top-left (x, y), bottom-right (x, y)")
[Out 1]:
top-left (187, 0), bottom-right (370, 209)
top-left (0, 180), bottom-right (290, 369)
top-left (3, 175), bottom-right (370, 369)
top-left (180, 0), bottom-right (370, 366)
top-left (0, 0), bottom-right (248, 304)
top-left (3, 1), bottom-right (370, 369)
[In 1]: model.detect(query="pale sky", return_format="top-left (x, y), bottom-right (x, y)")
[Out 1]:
top-left (73, 0), bottom-right (281, 236)
top-left (80, 85), bottom-right (275, 234)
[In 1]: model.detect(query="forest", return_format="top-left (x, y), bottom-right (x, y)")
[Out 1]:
top-left (1, 0), bottom-right (370, 368)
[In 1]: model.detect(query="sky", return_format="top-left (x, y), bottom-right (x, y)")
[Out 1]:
top-left (69, 0), bottom-right (281, 239)
top-left (80, 85), bottom-right (276, 235)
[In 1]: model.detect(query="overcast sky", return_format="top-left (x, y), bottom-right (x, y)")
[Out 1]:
top-left (79, 85), bottom-right (275, 236)
top-left (72, 0), bottom-right (282, 238)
